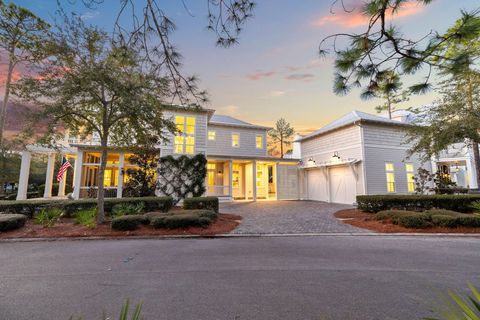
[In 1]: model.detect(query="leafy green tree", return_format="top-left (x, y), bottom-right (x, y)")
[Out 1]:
top-left (0, 0), bottom-right (49, 193)
top-left (123, 147), bottom-right (159, 198)
top-left (319, 1), bottom-right (480, 96)
top-left (14, 18), bottom-right (176, 223)
top-left (406, 16), bottom-right (480, 187)
top-left (268, 118), bottom-right (294, 158)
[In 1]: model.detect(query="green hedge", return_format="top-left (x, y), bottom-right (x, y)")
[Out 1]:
top-left (0, 214), bottom-right (27, 232)
top-left (150, 209), bottom-right (217, 229)
top-left (374, 209), bottom-right (480, 228)
top-left (0, 196), bottom-right (174, 218)
top-left (111, 215), bottom-right (150, 231)
top-left (357, 195), bottom-right (480, 213)
top-left (183, 197), bottom-right (219, 213)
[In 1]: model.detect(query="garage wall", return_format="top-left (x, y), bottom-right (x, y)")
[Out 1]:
top-left (362, 123), bottom-right (431, 195)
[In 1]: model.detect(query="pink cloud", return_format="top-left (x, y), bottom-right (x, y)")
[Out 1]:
top-left (246, 70), bottom-right (276, 80)
top-left (286, 73), bottom-right (315, 81)
top-left (311, 2), bottom-right (425, 28)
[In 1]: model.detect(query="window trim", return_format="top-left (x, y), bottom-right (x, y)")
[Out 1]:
top-left (385, 162), bottom-right (396, 193)
top-left (174, 115), bottom-right (196, 155)
top-left (255, 134), bottom-right (264, 149)
top-left (232, 133), bottom-right (240, 148)
top-left (405, 163), bottom-right (415, 193)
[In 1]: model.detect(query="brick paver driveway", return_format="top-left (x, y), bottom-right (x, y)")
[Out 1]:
top-left (220, 200), bottom-right (367, 234)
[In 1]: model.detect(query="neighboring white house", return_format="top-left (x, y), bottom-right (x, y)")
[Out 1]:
top-left (16, 106), bottom-right (300, 201)
top-left (294, 110), bottom-right (431, 204)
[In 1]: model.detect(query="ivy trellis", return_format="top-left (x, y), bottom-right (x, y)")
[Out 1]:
top-left (156, 154), bottom-right (207, 204)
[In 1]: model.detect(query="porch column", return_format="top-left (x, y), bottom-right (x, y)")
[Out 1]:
top-left (57, 157), bottom-right (67, 197)
top-left (275, 162), bottom-right (279, 200)
top-left (252, 160), bottom-right (257, 201)
top-left (16, 151), bottom-right (32, 200)
top-left (72, 151), bottom-right (83, 200)
top-left (117, 152), bottom-right (125, 198)
top-left (228, 160), bottom-right (233, 199)
top-left (43, 153), bottom-right (56, 198)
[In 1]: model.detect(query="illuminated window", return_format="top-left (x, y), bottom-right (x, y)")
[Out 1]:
top-left (406, 163), bottom-right (415, 193)
top-left (174, 115), bottom-right (195, 154)
top-left (256, 135), bottom-right (263, 149)
top-left (385, 162), bottom-right (395, 193)
top-left (208, 131), bottom-right (216, 141)
top-left (232, 133), bottom-right (240, 147)
top-left (207, 163), bottom-right (216, 187)
top-left (232, 164), bottom-right (240, 188)
top-left (256, 164), bottom-right (264, 188)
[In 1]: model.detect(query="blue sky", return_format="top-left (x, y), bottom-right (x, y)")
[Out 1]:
top-left (11, 0), bottom-right (480, 133)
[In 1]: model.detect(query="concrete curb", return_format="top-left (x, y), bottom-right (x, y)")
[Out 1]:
top-left (0, 232), bottom-right (479, 242)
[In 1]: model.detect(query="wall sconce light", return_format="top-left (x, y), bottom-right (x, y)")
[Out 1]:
top-left (307, 158), bottom-right (316, 167)
top-left (331, 151), bottom-right (341, 162)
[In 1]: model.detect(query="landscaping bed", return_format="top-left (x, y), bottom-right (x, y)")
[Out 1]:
top-left (0, 212), bottom-right (241, 239)
top-left (335, 208), bottom-right (480, 233)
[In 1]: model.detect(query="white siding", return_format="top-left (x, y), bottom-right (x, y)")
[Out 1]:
top-left (277, 164), bottom-right (299, 200)
top-left (362, 124), bottom-right (431, 195)
top-left (206, 124), bottom-right (267, 157)
top-left (300, 125), bottom-right (363, 164)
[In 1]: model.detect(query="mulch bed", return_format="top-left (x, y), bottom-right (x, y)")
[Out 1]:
top-left (0, 213), bottom-right (242, 239)
top-left (335, 209), bottom-right (480, 233)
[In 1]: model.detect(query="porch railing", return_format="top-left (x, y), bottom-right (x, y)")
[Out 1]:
top-left (79, 187), bottom-right (118, 199)
top-left (206, 185), bottom-right (230, 197)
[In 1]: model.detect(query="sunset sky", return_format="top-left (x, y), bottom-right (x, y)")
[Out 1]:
top-left (5, 0), bottom-right (480, 134)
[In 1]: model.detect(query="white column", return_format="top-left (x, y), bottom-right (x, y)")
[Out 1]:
top-left (57, 168), bottom-right (67, 197)
top-left (252, 160), bottom-right (257, 201)
top-left (43, 153), bottom-right (56, 198)
top-left (72, 151), bottom-right (83, 200)
top-left (117, 152), bottom-right (125, 198)
top-left (467, 155), bottom-right (478, 189)
top-left (228, 160), bottom-right (233, 200)
top-left (275, 162), bottom-right (279, 200)
top-left (16, 151), bottom-right (32, 200)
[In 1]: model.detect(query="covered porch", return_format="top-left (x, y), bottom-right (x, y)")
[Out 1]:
top-left (206, 156), bottom-right (299, 202)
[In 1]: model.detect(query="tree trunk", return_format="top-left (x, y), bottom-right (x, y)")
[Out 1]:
top-left (472, 141), bottom-right (480, 189)
top-left (97, 139), bottom-right (108, 224)
top-left (0, 60), bottom-right (14, 195)
top-left (387, 96), bottom-right (392, 119)
top-left (280, 136), bottom-right (284, 159)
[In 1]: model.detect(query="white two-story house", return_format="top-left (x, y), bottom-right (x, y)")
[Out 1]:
top-left (16, 106), bottom-right (300, 202)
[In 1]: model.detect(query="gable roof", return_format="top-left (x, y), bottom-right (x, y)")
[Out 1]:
top-left (209, 114), bottom-right (271, 130)
top-left (297, 110), bottom-right (410, 141)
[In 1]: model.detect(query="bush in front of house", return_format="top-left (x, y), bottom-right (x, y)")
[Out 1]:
top-left (0, 196), bottom-right (173, 217)
top-left (111, 215), bottom-right (150, 231)
top-left (374, 209), bottom-right (480, 229)
top-left (73, 208), bottom-right (97, 229)
top-left (111, 202), bottom-right (145, 217)
top-left (183, 197), bottom-right (219, 213)
top-left (0, 214), bottom-right (27, 232)
top-left (150, 209), bottom-right (217, 229)
top-left (357, 194), bottom-right (480, 213)
top-left (34, 207), bottom-right (63, 228)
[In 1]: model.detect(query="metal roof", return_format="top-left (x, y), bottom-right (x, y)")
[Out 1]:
top-left (297, 110), bottom-right (410, 141)
top-left (209, 115), bottom-right (271, 130)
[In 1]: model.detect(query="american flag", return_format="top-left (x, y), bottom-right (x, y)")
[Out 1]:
top-left (57, 157), bottom-right (72, 182)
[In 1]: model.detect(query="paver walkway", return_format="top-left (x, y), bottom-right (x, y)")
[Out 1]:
top-left (220, 200), bottom-right (367, 234)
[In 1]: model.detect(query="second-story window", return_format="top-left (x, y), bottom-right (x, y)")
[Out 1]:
top-left (256, 135), bottom-right (263, 149)
top-left (405, 163), bottom-right (415, 193)
top-left (232, 133), bottom-right (240, 147)
top-left (174, 115), bottom-right (195, 154)
top-left (385, 162), bottom-right (395, 193)
top-left (208, 130), bottom-right (216, 141)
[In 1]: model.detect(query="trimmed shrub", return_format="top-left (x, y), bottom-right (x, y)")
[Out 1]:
top-left (357, 195), bottom-right (480, 213)
top-left (152, 213), bottom-right (212, 229)
top-left (145, 212), bottom-right (170, 221)
top-left (34, 207), bottom-right (63, 228)
top-left (431, 215), bottom-right (458, 228)
top-left (73, 208), bottom-right (97, 229)
top-left (0, 214), bottom-right (27, 232)
top-left (424, 209), bottom-right (463, 217)
top-left (183, 197), bottom-right (219, 213)
top-left (111, 202), bottom-right (145, 217)
top-left (397, 214), bottom-right (433, 229)
top-left (0, 196), bottom-right (173, 218)
top-left (375, 210), bottom-right (417, 223)
top-left (456, 216), bottom-right (480, 228)
top-left (111, 215), bottom-right (149, 231)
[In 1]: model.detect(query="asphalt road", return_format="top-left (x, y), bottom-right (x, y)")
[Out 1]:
top-left (0, 236), bottom-right (479, 320)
